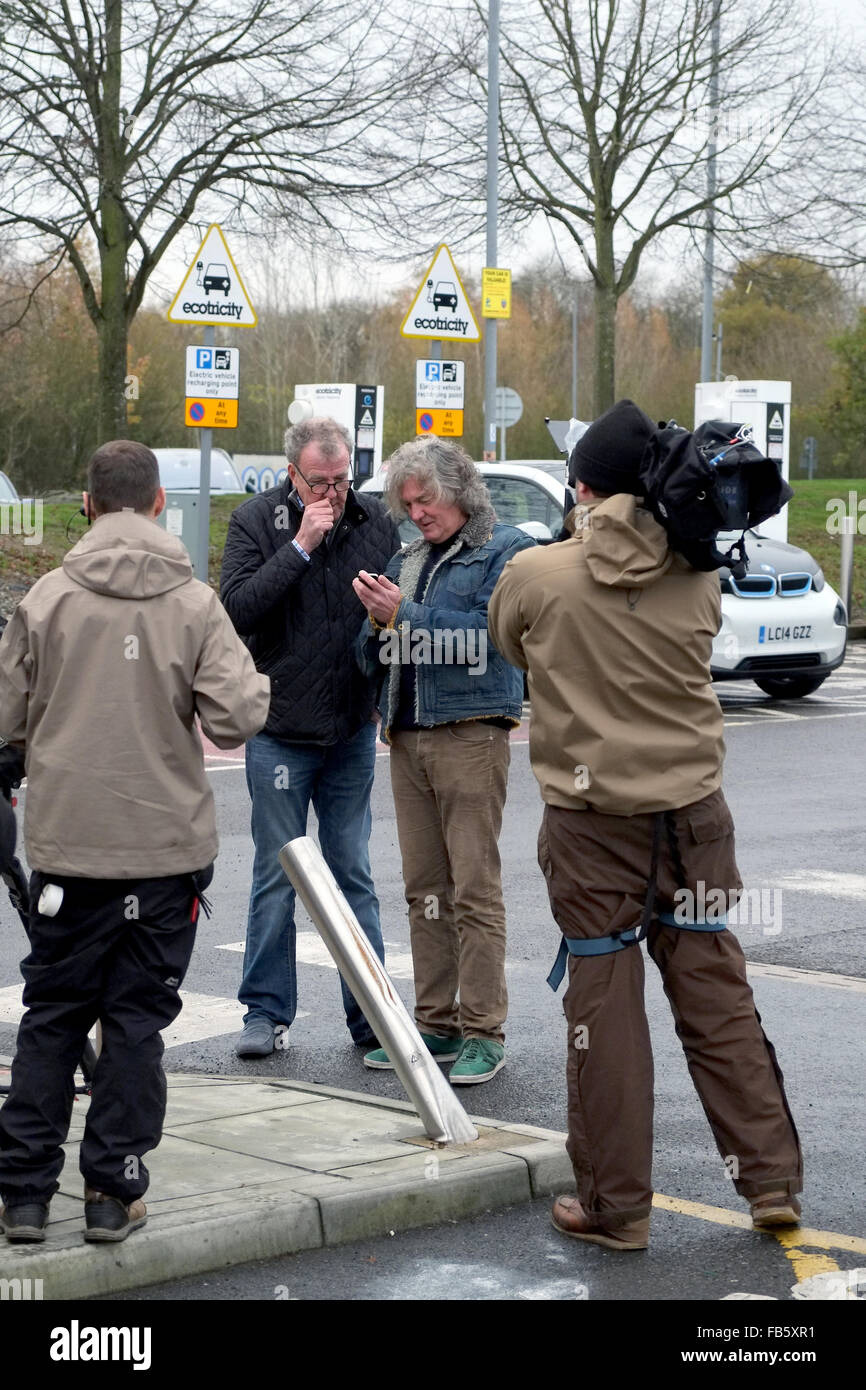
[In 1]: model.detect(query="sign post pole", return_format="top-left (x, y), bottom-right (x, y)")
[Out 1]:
top-left (195, 326), bottom-right (215, 582)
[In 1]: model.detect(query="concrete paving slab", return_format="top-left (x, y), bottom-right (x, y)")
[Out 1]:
top-left (43, 1193), bottom-right (85, 1235)
top-left (166, 1098), bottom-right (427, 1171)
top-left (55, 1133), bottom-right (312, 1202)
top-left (66, 1103), bottom-right (90, 1135)
top-left (135, 1132), bottom-right (321, 1193)
top-left (0, 1072), bottom-right (581, 1299)
top-left (161, 1081), bottom-right (323, 1126)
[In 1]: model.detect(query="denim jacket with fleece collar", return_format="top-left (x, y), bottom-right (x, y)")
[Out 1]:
top-left (357, 503), bottom-right (535, 742)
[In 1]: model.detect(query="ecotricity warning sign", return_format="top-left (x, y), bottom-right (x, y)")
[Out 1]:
top-left (167, 224), bottom-right (257, 328)
top-left (400, 245), bottom-right (481, 343)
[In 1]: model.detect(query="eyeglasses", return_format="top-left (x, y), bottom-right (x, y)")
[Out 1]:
top-left (293, 463), bottom-right (352, 497)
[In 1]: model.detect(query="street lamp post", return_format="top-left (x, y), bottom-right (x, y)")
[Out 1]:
top-left (700, 2), bottom-right (721, 383)
top-left (572, 286), bottom-right (579, 418)
top-left (483, 0), bottom-right (500, 460)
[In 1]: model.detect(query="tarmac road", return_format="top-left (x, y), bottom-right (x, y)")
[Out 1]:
top-left (1, 647), bottom-right (864, 1304)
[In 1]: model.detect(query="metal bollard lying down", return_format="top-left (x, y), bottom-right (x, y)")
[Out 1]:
top-left (279, 836), bottom-right (478, 1146)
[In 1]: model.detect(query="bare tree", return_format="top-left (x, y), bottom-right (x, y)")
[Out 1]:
top-left (0, 0), bottom-right (461, 438)
top-left (485, 0), bottom-right (836, 413)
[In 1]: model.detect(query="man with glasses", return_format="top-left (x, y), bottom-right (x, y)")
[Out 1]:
top-left (221, 417), bottom-right (401, 1057)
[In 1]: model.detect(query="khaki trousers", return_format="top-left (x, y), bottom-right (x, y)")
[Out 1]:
top-left (539, 792), bottom-right (802, 1227)
top-left (389, 723), bottom-right (511, 1042)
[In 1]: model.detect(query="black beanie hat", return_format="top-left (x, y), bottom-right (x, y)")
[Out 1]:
top-left (568, 399), bottom-right (656, 496)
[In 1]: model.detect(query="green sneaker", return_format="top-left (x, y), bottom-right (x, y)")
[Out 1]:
top-left (449, 1037), bottom-right (505, 1085)
top-left (363, 1033), bottom-right (462, 1070)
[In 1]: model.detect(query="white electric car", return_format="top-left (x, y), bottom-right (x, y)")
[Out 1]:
top-left (361, 465), bottom-right (847, 699)
top-left (152, 448), bottom-right (245, 494)
top-left (711, 531), bottom-right (847, 698)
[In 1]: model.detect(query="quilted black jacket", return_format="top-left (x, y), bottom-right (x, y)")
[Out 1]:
top-left (220, 483), bottom-right (401, 744)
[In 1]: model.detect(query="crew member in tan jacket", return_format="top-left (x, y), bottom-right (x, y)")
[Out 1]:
top-left (0, 440), bottom-right (270, 1245)
top-left (488, 399), bottom-right (802, 1251)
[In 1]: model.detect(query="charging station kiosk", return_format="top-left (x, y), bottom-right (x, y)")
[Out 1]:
top-left (156, 492), bottom-right (202, 573)
top-left (695, 380), bottom-right (791, 543)
top-left (288, 383), bottom-right (384, 485)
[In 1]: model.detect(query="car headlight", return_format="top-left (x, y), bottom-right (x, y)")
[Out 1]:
top-left (811, 566), bottom-right (825, 592)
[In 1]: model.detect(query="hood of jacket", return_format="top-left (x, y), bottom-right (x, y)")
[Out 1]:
top-left (567, 493), bottom-right (673, 589)
top-left (487, 492), bottom-right (725, 816)
top-left (62, 510), bottom-right (192, 600)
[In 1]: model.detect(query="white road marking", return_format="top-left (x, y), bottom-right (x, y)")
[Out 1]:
top-left (218, 932), bottom-right (417, 980)
top-left (725, 708), bottom-right (866, 726)
top-left (215, 937), bottom-right (866, 997)
top-left (205, 750), bottom-right (392, 768)
top-left (776, 870), bottom-right (866, 902)
top-left (746, 962), bottom-right (866, 995)
top-left (0, 985), bottom-right (282, 1047)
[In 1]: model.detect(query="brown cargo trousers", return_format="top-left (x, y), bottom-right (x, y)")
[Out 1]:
top-left (389, 722), bottom-right (511, 1042)
top-left (538, 789), bottom-right (802, 1228)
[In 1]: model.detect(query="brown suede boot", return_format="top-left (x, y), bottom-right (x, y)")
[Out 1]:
top-left (750, 1191), bottom-right (802, 1229)
top-left (551, 1195), bottom-right (650, 1250)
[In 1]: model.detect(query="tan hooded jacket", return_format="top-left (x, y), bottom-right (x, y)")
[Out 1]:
top-left (0, 511), bottom-right (270, 877)
top-left (487, 494), bottom-right (726, 815)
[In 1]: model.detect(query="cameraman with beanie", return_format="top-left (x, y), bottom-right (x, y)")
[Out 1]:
top-left (488, 399), bottom-right (802, 1252)
top-left (0, 441), bottom-right (269, 1244)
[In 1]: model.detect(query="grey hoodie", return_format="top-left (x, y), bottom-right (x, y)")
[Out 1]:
top-left (0, 510), bottom-right (270, 877)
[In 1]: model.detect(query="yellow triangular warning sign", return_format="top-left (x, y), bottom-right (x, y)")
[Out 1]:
top-left (167, 224), bottom-right (257, 328)
top-left (400, 245), bottom-right (481, 343)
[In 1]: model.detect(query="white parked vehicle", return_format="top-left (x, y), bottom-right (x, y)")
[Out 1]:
top-left (0, 470), bottom-right (20, 502)
top-left (361, 463), bottom-right (847, 700)
top-left (711, 530), bottom-right (846, 698)
top-left (152, 448), bottom-right (245, 494)
top-left (361, 461), bottom-right (569, 544)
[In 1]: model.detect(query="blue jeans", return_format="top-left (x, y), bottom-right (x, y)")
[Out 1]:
top-left (240, 723), bottom-right (384, 1041)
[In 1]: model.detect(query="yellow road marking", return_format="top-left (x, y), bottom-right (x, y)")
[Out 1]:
top-left (652, 1193), bottom-right (866, 1255)
top-left (653, 1193), bottom-right (752, 1229)
top-left (774, 1227), bottom-right (840, 1282)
